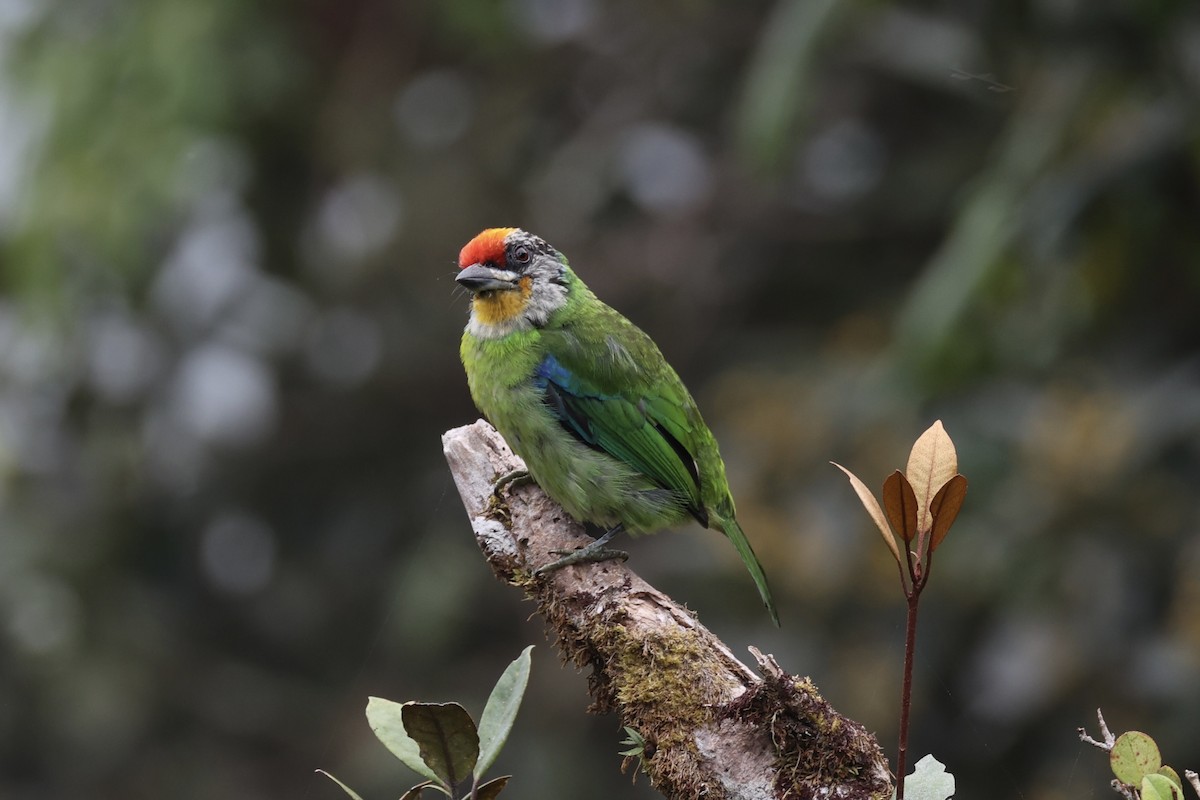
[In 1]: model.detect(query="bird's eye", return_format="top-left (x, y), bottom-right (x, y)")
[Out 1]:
top-left (512, 245), bottom-right (532, 265)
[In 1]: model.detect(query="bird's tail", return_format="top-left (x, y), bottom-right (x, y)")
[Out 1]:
top-left (718, 516), bottom-right (780, 626)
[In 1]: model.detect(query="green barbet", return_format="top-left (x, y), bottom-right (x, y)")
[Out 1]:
top-left (456, 227), bottom-right (778, 625)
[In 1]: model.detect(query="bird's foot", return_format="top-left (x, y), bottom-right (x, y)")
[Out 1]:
top-left (492, 468), bottom-right (533, 499)
top-left (534, 525), bottom-right (627, 575)
top-left (534, 544), bottom-right (629, 575)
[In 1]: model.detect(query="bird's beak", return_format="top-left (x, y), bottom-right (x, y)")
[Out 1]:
top-left (456, 263), bottom-right (519, 293)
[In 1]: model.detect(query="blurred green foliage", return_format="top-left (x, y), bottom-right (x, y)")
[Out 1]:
top-left (1, 0), bottom-right (1199, 798)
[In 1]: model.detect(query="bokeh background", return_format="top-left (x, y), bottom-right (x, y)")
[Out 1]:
top-left (2, 0), bottom-right (1199, 797)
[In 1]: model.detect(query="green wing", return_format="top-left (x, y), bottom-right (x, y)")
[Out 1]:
top-left (536, 323), bottom-right (707, 523)
top-left (538, 295), bottom-right (780, 625)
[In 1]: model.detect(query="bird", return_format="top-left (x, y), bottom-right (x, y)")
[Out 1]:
top-left (455, 227), bottom-right (778, 626)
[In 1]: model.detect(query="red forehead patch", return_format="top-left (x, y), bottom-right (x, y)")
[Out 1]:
top-left (458, 227), bottom-right (519, 269)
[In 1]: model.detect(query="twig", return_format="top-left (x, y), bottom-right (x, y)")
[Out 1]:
top-left (1079, 710), bottom-right (1133, 799)
top-left (1077, 708), bottom-right (1116, 751)
top-left (443, 420), bottom-right (894, 800)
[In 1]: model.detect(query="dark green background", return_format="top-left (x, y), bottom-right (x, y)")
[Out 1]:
top-left (2, 0), bottom-right (1198, 797)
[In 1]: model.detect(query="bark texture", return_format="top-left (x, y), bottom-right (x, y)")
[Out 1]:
top-left (442, 419), bottom-right (894, 800)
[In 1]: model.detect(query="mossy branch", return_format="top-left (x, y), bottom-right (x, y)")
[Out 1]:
top-left (442, 420), bottom-right (893, 800)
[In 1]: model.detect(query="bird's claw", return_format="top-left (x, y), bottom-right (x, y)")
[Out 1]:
top-left (492, 468), bottom-right (532, 499)
top-left (486, 469), bottom-right (533, 519)
top-left (534, 546), bottom-right (629, 575)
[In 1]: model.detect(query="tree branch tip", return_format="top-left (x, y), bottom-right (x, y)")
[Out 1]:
top-left (1184, 770), bottom-right (1200, 797)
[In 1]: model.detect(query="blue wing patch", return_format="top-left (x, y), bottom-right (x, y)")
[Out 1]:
top-left (533, 354), bottom-right (705, 524)
top-left (534, 354), bottom-right (599, 447)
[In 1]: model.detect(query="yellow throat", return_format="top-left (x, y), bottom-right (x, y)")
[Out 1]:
top-left (471, 275), bottom-right (534, 326)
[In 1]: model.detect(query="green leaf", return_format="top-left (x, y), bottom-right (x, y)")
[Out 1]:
top-left (896, 754), bottom-right (955, 800)
top-left (1141, 772), bottom-right (1182, 800)
top-left (475, 775), bottom-right (512, 800)
top-left (476, 645), bottom-right (533, 780)
top-left (1111, 731), bottom-right (1162, 784)
top-left (365, 697), bottom-right (445, 787)
top-left (402, 702), bottom-right (480, 790)
top-left (315, 769), bottom-right (366, 800)
top-left (618, 726), bottom-right (646, 756)
top-left (1159, 766), bottom-right (1183, 787)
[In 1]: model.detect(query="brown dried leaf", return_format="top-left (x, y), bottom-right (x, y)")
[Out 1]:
top-left (906, 421), bottom-right (958, 535)
top-left (397, 781), bottom-right (442, 800)
top-left (475, 775), bottom-right (511, 800)
top-left (929, 474), bottom-right (967, 551)
top-left (832, 462), bottom-right (901, 565)
top-left (882, 470), bottom-right (919, 543)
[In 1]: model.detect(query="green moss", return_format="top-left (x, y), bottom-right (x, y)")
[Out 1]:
top-left (592, 623), bottom-right (742, 797)
top-left (526, 588), bottom-right (744, 798)
top-left (598, 624), bottom-right (735, 750)
top-left (498, 495), bottom-right (889, 799)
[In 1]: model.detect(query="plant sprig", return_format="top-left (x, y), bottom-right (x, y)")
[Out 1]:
top-left (835, 421), bottom-right (968, 800)
top-left (320, 645), bottom-right (533, 800)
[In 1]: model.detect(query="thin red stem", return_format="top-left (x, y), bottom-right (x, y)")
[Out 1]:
top-left (895, 590), bottom-right (919, 800)
top-left (894, 545), bottom-right (933, 800)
